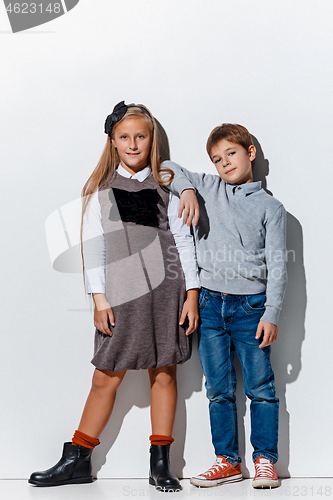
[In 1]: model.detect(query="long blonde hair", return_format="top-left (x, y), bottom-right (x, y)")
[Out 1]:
top-left (80, 104), bottom-right (174, 290)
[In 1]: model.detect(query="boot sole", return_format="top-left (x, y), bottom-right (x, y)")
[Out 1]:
top-left (149, 476), bottom-right (182, 491)
top-left (28, 477), bottom-right (93, 487)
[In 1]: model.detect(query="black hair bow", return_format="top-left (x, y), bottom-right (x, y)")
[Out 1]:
top-left (104, 101), bottom-right (151, 135)
top-left (104, 101), bottom-right (128, 135)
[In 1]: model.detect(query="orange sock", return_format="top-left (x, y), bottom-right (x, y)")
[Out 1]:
top-left (149, 434), bottom-right (174, 446)
top-left (72, 430), bottom-right (100, 449)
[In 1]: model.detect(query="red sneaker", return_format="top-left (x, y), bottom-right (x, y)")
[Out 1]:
top-left (252, 457), bottom-right (280, 488)
top-left (190, 456), bottom-right (242, 487)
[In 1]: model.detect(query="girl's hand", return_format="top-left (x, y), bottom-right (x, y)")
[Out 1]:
top-left (179, 289), bottom-right (199, 336)
top-left (178, 189), bottom-right (200, 227)
top-left (93, 293), bottom-right (115, 336)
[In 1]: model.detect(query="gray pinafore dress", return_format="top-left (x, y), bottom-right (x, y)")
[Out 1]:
top-left (91, 171), bottom-right (190, 372)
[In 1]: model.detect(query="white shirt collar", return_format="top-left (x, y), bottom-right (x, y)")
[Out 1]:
top-left (117, 164), bottom-right (151, 182)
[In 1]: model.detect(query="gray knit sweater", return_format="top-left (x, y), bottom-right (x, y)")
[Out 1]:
top-left (165, 160), bottom-right (287, 325)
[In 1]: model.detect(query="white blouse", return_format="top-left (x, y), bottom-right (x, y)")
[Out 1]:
top-left (82, 165), bottom-right (200, 294)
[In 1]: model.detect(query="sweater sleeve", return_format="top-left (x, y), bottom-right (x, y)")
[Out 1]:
top-left (81, 191), bottom-right (106, 294)
top-left (167, 192), bottom-right (200, 291)
top-left (261, 204), bottom-right (288, 325)
top-left (162, 160), bottom-right (208, 195)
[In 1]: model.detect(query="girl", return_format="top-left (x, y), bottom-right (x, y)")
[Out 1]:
top-left (29, 101), bottom-right (200, 492)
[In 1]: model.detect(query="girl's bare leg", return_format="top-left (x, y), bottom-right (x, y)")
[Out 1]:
top-left (28, 368), bottom-right (126, 486)
top-left (148, 365), bottom-right (177, 436)
top-left (78, 368), bottom-right (126, 438)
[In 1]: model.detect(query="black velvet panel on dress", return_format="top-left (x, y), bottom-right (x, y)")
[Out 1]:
top-left (108, 187), bottom-right (161, 227)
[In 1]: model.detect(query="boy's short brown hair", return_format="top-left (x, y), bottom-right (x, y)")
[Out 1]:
top-left (206, 123), bottom-right (253, 158)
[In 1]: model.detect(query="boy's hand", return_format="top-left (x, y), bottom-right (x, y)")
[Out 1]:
top-left (179, 189), bottom-right (200, 227)
top-left (93, 293), bottom-right (115, 336)
top-left (179, 289), bottom-right (199, 336)
top-left (255, 321), bottom-right (278, 348)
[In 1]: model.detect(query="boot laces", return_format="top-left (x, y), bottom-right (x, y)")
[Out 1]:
top-left (254, 461), bottom-right (275, 478)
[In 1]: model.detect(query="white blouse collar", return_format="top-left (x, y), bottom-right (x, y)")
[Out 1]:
top-left (117, 164), bottom-right (151, 182)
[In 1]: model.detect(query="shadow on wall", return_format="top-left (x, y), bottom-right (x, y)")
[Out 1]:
top-left (233, 136), bottom-right (307, 478)
top-left (156, 119), bottom-right (171, 162)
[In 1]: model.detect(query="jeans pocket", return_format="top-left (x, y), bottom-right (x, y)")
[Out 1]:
top-left (241, 293), bottom-right (266, 314)
top-left (199, 288), bottom-right (210, 312)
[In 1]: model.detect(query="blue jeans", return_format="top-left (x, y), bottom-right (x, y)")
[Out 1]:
top-left (198, 288), bottom-right (279, 464)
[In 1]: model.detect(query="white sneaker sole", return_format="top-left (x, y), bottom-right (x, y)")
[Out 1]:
top-left (190, 473), bottom-right (243, 488)
top-left (252, 478), bottom-right (280, 488)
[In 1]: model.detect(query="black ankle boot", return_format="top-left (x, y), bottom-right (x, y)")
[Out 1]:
top-left (29, 442), bottom-right (93, 487)
top-left (149, 444), bottom-right (182, 492)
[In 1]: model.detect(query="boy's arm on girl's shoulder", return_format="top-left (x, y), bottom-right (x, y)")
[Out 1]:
top-left (261, 204), bottom-right (288, 326)
top-left (167, 193), bottom-right (201, 288)
top-left (162, 160), bottom-right (208, 196)
top-left (178, 189), bottom-right (200, 226)
top-left (163, 160), bottom-right (207, 226)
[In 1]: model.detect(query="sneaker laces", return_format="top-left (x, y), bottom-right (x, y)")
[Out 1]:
top-left (203, 457), bottom-right (228, 477)
top-left (254, 460), bottom-right (275, 478)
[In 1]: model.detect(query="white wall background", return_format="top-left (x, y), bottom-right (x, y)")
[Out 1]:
top-left (1, 0), bottom-right (332, 480)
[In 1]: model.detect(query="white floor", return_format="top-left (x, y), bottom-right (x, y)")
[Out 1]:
top-left (1, 478), bottom-right (332, 500)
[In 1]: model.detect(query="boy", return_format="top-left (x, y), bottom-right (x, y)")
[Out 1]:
top-left (165, 124), bottom-right (287, 488)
